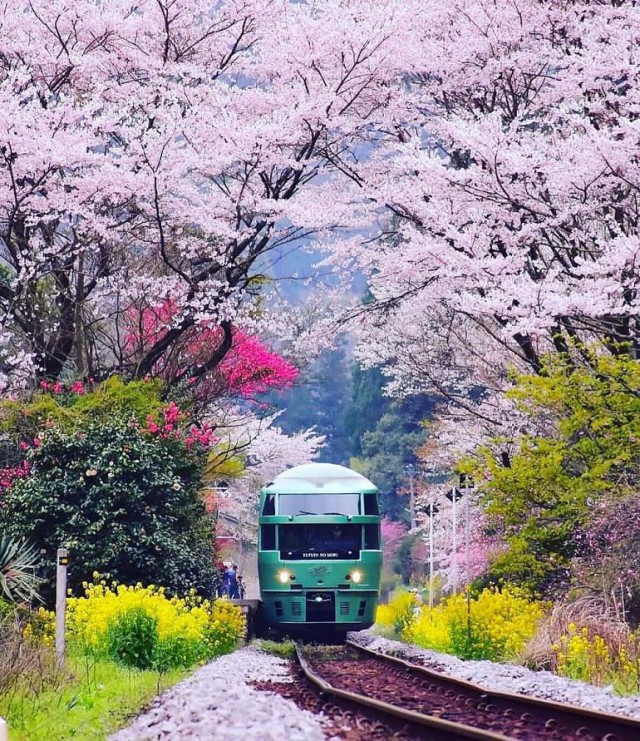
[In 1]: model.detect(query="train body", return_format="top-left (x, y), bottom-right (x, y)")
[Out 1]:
top-left (257, 462), bottom-right (382, 635)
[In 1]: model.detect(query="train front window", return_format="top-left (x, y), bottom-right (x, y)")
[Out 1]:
top-left (363, 495), bottom-right (379, 515)
top-left (278, 493), bottom-right (360, 516)
top-left (262, 493), bottom-right (275, 516)
top-left (279, 524), bottom-right (361, 560)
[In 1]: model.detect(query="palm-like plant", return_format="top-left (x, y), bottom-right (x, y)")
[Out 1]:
top-left (0, 535), bottom-right (41, 603)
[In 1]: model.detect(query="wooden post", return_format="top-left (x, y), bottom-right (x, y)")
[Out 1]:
top-left (56, 547), bottom-right (69, 669)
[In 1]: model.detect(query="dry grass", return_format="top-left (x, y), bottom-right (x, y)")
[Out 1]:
top-left (0, 607), bottom-right (63, 698)
top-left (519, 596), bottom-right (632, 671)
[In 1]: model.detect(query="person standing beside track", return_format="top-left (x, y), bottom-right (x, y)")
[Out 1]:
top-left (223, 563), bottom-right (240, 599)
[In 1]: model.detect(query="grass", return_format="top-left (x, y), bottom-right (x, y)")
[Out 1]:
top-left (254, 638), bottom-right (296, 658)
top-left (0, 653), bottom-right (189, 740)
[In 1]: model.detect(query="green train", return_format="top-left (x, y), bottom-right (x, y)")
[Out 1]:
top-left (257, 462), bottom-right (382, 636)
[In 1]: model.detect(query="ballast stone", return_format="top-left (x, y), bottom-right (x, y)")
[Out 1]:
top-left (109, 646), bottom-right (326, 740)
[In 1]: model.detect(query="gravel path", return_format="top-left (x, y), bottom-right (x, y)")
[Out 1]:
top-left (109, 646), bottom-right (327, 740)
top-left (110, 632), bottom-right (640, 739)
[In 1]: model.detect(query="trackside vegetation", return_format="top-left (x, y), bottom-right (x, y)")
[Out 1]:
top-left (377, 588), bottom-right (547, 662)
top-left (377, 590), bottom-right (640, 695)
top-left (0, 378), bottom-right (246, 738)
top-left (0, 585), bottom-right (245, 738)
top-left (376, 345), bottom-right (640, 695)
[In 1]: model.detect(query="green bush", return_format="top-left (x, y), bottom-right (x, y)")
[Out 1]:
top-left (449, 616), bottom-right (497, 660)
top-left (106, 607), bottom-right (159, 670)
top-left (0, 380), bottom-right (216, 603)
top-left (155, 635), bottom-right (205, 672)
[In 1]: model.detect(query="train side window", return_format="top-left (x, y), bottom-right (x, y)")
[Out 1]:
top-left (261, 524), bottom-right (276, 550)
top-left (363, 495), bottom-right (379, 515)
top-left (364, 524), bottom-right (380, 549)
top-left (262, 493), bottom-right (275, 516)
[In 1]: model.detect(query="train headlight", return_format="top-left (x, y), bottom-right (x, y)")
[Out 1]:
top-left (277, 569), bottom-right (293, 584)
top-left (350, 569), bottom-right (364, 584)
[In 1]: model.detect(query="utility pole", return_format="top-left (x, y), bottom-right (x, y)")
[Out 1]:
top-left (445, 487), bottom-right (463, 595)
top-left (405, 464), bottom-right (416, 529)
top-left (459, 474), bottom-right (475, 587)
top-left (425, 502), bottom-right (439, 609)
top-left (56, 547), bottom-right (69, 669)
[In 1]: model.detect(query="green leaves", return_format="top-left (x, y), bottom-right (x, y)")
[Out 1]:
top-left (478, 346), bottom-right (640, 594)
top-left (0, 383), bottom-right (215, 604)
top-left (0, 535), bottom-right (41, 603)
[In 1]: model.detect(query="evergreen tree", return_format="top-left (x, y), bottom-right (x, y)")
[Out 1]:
top-left (267, 339), bottom-right (352, 464)
top-left (346, 364), bottom-right (437, 519)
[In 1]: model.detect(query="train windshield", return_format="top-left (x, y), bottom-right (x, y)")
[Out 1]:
top-left (278, 493), bottom-right (360, 516)
top-left (279, 523), bottom-right (361, 560)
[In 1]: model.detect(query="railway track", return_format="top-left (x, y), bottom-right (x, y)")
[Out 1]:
top-left (292, 639), bottom-right (640, 741)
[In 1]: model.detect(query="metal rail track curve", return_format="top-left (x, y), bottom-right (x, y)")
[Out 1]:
top-left (295, 641), bottom-right (512, 740)
top-left (342, 638), bottom-right (640, 741)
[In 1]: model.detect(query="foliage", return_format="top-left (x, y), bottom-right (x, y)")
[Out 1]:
top-left (0, 575), bottom-right (244, 738)
top-left (350, 1), bottom-right (640, 426)
top-left (581, 493), bottom-right (640, 625)
top-left (345, 364), bottom-right (392, 459)
top-left (476, 348), bottom-right (640, 594)
top-left (67, 579), bottom-right (245, 671)
top-left (106, 607), bottom-right (159, 671)
top-left (519, 597), bottom-right (640, 695)
top-left (0, 380), bottom-right (217, 601)
top-left (379, 518), bottom-right (408, 599)
top-left (0, 653), bottom-right (187, 741)
top-left (393, 532), bottom-right (424, 586)
top-left (553, 625), bottom-right (640, 696)
top-left (0, 376), bottom-right (166, 448)
top-left (0, 0), bottom-right (408, 389)
top-left (348, 383), bottom-right (436, 519)
top-left (0, 602), bottom-right (58, 698)
top-left (375, 591), bottom-right (417, 638)
top-left (378, 587), bottom-right (547, 662)
top-left (268, 340), bottom-right (352, 466)
top-left (255, 638), bottom-right (296, 659)
top-left (0, 535), bottom-right (41, 603)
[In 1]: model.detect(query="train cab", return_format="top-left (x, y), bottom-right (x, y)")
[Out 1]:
top-left (257, 463), bottom-right (382, 635)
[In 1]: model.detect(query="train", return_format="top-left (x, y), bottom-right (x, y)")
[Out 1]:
top-left (256, 462), bottom-right (382, 637)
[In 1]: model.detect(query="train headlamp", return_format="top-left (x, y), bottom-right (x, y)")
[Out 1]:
top-left (277, 569), bottom-right (294, 584)
top-left (350, 569), bottom-right (364, 584)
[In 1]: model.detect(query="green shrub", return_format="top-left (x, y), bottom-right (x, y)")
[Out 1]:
top-left (0, 380), bottom-right (216, 602)
top-left (106, 607), bottom-right (159, 670)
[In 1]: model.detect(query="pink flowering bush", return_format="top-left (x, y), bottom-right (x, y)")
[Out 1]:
top-left (124, 299), bottom-right (298, 401)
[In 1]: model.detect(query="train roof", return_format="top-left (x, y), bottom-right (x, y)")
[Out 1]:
top-left (264, 462), bottom-right (377, 494)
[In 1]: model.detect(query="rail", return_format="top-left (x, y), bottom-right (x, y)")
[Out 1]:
top-left (345, 639), bottom-right (640, 741)
top-left (295, 642), bottom-right (511, 740)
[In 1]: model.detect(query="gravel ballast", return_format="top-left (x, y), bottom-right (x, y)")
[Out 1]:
top-left (109, 646), bottom-right (326, 740)
top-left (348, 631), bottom-right (640, 722)
top-left (111, 633), bottom-right (640, 739)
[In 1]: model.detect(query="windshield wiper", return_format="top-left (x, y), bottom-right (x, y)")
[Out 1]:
top-left (295, 510), bottom-right (315, 515)
top-left (323, 512), bottom-right (348, 516)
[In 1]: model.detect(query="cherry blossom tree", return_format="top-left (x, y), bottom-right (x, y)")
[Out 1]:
top-left (0, 0), bottom-right (412, 391)
top-left (207, 410), bottom-right (325, 547)
top-left (346, 1), bottom-right (640, 426)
